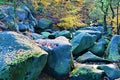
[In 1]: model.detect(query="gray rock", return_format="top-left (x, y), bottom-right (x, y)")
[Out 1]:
top-left (6, 21), bottom-right (15, 30)
top-left (52, 30), bottom-right (71, 39)
top-left (0, 31), bottom-right (48, 80)
top-left (25, 32), bottom-right (43, 40)
top-left (35, 36), bottom-right (74, 78)
top-left (106, 35), bottom-right (120, 61)
top-left (89, 37), bottom-right (109, 57)
top-left (24, 22), bottom-right (34, 32)
top-left (0, 11), bottom-right (7, 19)
top-left (80, 26), bottom-right (104, 33)
top-left (76, 51), bottom-right (111, 64)
top-left (0, 5), bottom-right (37, 32)
top-left (41, 32), bottom-right (51, 38)
top-left (38, 18), bottom-right (52, 29)
top-left (17, 22), bottom-right (28, 32)
top-left (71, 33), bottom-right (96, 55)
top-left (1, 6), bottom-right (14, 22)
top-left (75, 30), bottom-right (102, 40)
top-left (1, 16), bottom-right (13, 22)
top-left (16, 22), bottom-right (34, 32)
top-left (16, 8), bottom-right (28, 21)
top-left (97, 65), bottom-right (120, 80)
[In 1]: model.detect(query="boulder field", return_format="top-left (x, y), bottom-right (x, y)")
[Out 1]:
top-left (0, 4), bottom-right (120, 80)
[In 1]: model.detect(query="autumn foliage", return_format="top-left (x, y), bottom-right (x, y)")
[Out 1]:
top-left (32, 0), bottom-right (87, 29)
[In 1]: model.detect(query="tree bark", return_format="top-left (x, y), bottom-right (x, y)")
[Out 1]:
top-left (117, 1), bottom-right (119, 34)
top-left (100, 0), bottom-right (108, 34)
top-left (110, 2), bottom-right (115, 27)
top-left (103, 14), bottom-right (107, 33)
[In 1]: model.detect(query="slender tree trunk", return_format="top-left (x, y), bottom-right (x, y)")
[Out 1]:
top-left (117, 1), bottom-right (119, 34)
top-left (103, 14), bottom-right (107, 33)
top-left (110, 3), bottom-right (115, 27)
top-left (100, 1), bottom-right (108, 34)
top-left (109, 1), bottom-right (115, 35)
top-left (103, 7), bottom-right (108, 34)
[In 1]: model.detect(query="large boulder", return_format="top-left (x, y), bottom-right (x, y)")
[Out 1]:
top-left (75, 30), bottom-right (102, 40)
top-left (52, 30), bottom-right (71, 39)
top-left (70, 63), bottom-right (105, 80)
top-left (0, 31), bottom-right (48, 80)
top-left (38, 18), bottom-right (52, 29)
top-left (35, 36), bottom-right (74, 79)
top-left (71, 33), bottom-right (96, 55)
top-left (106, 35), bottom-right (120, 61)
top-left (89, 37), bottom-right (109, 57)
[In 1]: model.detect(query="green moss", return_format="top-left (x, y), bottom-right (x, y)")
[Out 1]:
top-left (7, 50), bottom-right (41, 65)
top-left (70, 65), bottom-right (104, 80)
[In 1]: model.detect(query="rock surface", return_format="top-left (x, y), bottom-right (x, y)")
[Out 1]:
top-left (76, 51), bottom-right (111, 64)
top-left (106, 35), bottom-right (120, 61)
top-left (35, 36), bottom-right (74, 78)
top-left (97, 65), bottom-right (120, 80)
top-left (52, 30), bottom-right (71, 39)
top-left (71, 33), bottom-right (96, 55)
top-left (89, 37), bottom-right (109, 57)
top-left (75, 30), bottom-right (102, 40)
top-left (70, 63), bottom-right (105, 80)
top-left (0, 31), bottom-right (48, 80)
top-left (38, 18), bottom-right (52, 29)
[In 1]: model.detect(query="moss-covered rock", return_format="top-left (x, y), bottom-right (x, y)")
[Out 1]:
top-left (70, 64), bottom-right (105, 80)
top-left (106, 35), bottom-right (120, 61)
top-left (0, 31), bottom-right (48, 80)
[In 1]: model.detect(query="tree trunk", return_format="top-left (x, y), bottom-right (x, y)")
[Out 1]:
top-left (117, 1), bottom-right (119, 35)
top-left (109, 1), bottom-right (115, 35)
top-left (103, 14), bottom-right (107, 33)
top-left (110, 3), bottom-right (115, 27)
top-left (100, 1), bottom-right (108, 34)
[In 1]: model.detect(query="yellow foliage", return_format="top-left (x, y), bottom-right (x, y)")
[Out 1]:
top-left (112, 17), bottom-right (120, 24)
top-left (57, 15), bottom-right (87, 29)
top-left (107, 16), bottom-right (120, 28)
top-left (54, 0), bottom-right (61, 3)
top-left (32, 0), bottom-right (39, 10)
top-left (32, 0), bottom-right (85, 29)
top-left (39, 0), bottom-right (50, 7)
